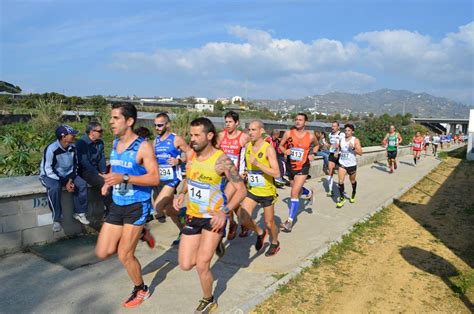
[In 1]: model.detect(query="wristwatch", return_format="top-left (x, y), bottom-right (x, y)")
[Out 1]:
top-left (123, 174), bottom-right (129, 184)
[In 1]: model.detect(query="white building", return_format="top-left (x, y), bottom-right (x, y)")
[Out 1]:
top-left (215, 98), bottom-right (230, 105)
top-left (157, 97), bottom-right (173, 102)
top-left (231, 96), bottom-right (242, 104)
top-left (195, 103), bottom-right (214, 112)
top-left (195, 97), bottom-right (209, 104)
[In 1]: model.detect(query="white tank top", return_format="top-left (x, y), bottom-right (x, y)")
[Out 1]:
top-left (339, 136), bottom-right (357, 168)
top-left (328, 131), bottom-right (342, 153)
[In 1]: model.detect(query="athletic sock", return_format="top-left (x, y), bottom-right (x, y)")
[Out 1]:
top-left (134, 283), bottom-right (146, 291)
top-left (203, 296), bottom-right (214, 302)
top-left (338, 183), bottom-right (345, 197)
top-left (289, 198), bottom-right (299, 221)
top-left (414, 157), bottom-right (417, 164)
top-left (328, 176), bottom-right (334, 191)
top-left (351, 181), bottom-right (357, 198)
top-left (301, 186), bottom-right (310, 196)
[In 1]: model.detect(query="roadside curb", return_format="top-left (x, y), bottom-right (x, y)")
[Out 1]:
top-left (231, 158), bottom-right (443, 313)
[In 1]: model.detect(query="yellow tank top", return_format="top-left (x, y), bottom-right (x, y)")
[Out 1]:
top-left (245, 141), bottom-right (276, 197)
top-left (186, 150), bottom-right (226, 218)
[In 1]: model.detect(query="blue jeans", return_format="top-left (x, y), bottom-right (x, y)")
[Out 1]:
top-left (39, 176), bottom-right (88, 222)
top-left (316, 151), bottom-right (329, 168)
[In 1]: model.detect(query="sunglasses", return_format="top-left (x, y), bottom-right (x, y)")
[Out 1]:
top-left (154, 123), bottom-right (165, 127)
top-left (93, 129), bottom-right (104, 133)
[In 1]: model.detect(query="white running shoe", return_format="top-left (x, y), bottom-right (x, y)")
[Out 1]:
top-left (52, 222), bottom-right (62, 232)
top-left (73, 213), bottom-right (90, 225)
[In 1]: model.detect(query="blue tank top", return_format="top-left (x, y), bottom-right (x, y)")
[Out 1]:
top-left (154, 133), bottom-right (182, 182)
top-left (110, 137), bottom-right (151, 205)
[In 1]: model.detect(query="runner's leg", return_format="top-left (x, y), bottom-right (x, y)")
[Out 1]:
top-left (117, 224), bottom-right (145, 286)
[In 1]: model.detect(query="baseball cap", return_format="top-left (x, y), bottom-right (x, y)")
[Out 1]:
top-left (55, 124), bottom-right (79, 139)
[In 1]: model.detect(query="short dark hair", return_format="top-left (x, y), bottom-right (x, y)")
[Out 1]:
top-left (156, 112), bottom-right (170, 123)
top-left (344, 123), bottom-right (355, 131)
top-left (134, 126), bottom-right (151, 139)
top-left (112, 103), bottom-right (137, 128)
top-left (297, 113), bottom-right (308, 121)
top-left (86, 121), bottom-right (102, 134)
top-left (190, 117), bottom-right (217, 147)
top-left (332, 121), bottom-right (339, 125)
top-left (224, 111), bottom-right (239, 123)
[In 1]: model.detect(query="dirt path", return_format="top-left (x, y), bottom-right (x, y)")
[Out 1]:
top-left (255, 148), bottom-right (474, 313)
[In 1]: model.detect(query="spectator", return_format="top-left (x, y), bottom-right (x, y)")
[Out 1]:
top-left (134, 126), bottom-right (151, 141)
top-left (315, 131), bottom-right (329, 172)
top-left (265, 129), bottom-right (288, 186)
top-left (39, 125), bottom-right (90, 232)
top-left (76, 121), bottom-right (112, 215)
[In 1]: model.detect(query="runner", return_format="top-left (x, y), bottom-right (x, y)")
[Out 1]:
top-left (440, 133), bottom-right (445, 150)
top-left (336, 124), bottom-right (363, 208)
top-left (217, 110), bottom-right (249, 239)
top-left (382, 125), bottom-right (403, 174)
top-left (152, 113), bottom-right (190, 245)
top-left (278, 113), bottom-right (319, 233)
top-left (173, 117), bottom-right (246, 313)
top-left (432, 133), bottom-right (440, 156)
top-left (326, 121), bottom-right (344, 196)
top-left (265, 129), bottom-right (287, 187)
top-left (423, 132), bottom-right (431, 156)
top-left (95, 103), bottom-right (160, 308)
top-left (412, 131), bottom-right (424, 165)
top-left (239, 120), bottom-right (281, 256)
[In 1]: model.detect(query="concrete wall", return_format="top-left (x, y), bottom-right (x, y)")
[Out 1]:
top-left (0, 145), bottom-right (411, 256)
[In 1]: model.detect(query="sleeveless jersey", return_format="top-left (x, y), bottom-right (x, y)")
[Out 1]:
top-left (328, 131), bottom-right (343, 153)
top-left (412, 137), bottom-right (423, 151)
top-left (286, 129), bottom-right (311, 171)
top-left (186, 150), bottom-right (226, 218)
top-left (339, 136), bottom-right (357, 168)
top-left (220, 129), bottom-right (245, 173)
top-left (424, 135), bottom-right (431, 144)
top-left (154, 133), bottom-right (182, 182)
top-left (387, 133), bottom-right (398, 152)
top-left (245, 141), bottom-right (276, 197)
top-left (110, 137), bottom-right (151, 205)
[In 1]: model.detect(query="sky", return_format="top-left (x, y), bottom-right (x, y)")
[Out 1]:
top-left (1, 0), bottom-right (473, 104)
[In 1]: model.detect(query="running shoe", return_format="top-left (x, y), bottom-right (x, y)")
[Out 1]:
top-left (349, 196), bottom-right (356, 203)
top-left (172, 231), bottom-right (182, 246)
top-left (265, 242), bottom-right (280, 257)
top-left (194, 297), bottom-right (217, 313)
top-left (336, 197), bottom-right (346, 208)
top-left (280, 220), bottom-right (293, 233)
top-left (142, 227), bottom-right (155, 249)
top-left (389, 168), bottom-right (394, 174)
top-left (227, 220), bottom-right (237, 240)
top-left (215, 240), bottom-right (226, 258)
top-left (52, 222), bottom-right (62, 232)
top-left (300, 188), bottom-right (312, 200)
top-left (394, 162), bottom-right (398, 170)
top-left (238, 225), bottom-right (249, 238)
top-left (155, 213), bottom-right (166, 223)
top-left (73, 213), bottom-right (90, 225)
top-left (122, 285), bottom-right (150, 308)
top-left (255, 229), bottom-right (267, 251)
top-left (274, 178), bottom-right (286, 187)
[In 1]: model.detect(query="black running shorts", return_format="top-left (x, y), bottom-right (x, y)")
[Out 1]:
top-left (339, 165), bottom-right (357, 176)
top-left (106, 200), bottom-right (151, 226)
top-left (328, 153), bottom-right (340, 164)
top-left (387, 150), bottom-right (397, 160)
top-left (246, 191), bottom-right (277, 208)
top-left (286, 160), bottom-right (310, 180)
top-left (182, 215), bottom-right (224, 235)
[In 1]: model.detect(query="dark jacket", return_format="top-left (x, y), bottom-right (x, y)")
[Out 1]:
top-left (39, 140), bottom-right (78, 184)
top-left (76, 134), bottom-right (106, 174)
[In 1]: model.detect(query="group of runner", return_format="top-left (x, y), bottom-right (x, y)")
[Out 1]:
top-left (93, 103), bottom-right (454, 313)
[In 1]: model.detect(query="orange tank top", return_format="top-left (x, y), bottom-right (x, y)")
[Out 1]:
top-left (286, 129), bottom-right (311, 170)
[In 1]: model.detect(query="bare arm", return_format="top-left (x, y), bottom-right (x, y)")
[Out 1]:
top-left (354, 139), bottom-right (363, 156)
top-left (216, 154), bottom-right (246, 211)
top-left (132, 141), bottom-right (160, 186)
top-left (397, 133), bottom-right (403, 145)
top-left (247, 145), bottom-right (280, 178)
top-left (311, 133), bottom-right (320, 154)
top-left (278, 130), bottom-right (290, 155)
top-left (382, 133), bottom-right (388, 146)
top-left (216, 131), bottom-right (224, 148)
top-left (240, 132), bottom-right (250, 147)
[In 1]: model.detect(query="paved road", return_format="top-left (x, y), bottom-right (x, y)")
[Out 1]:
top-left (0, 147), bottom-right (460, 313)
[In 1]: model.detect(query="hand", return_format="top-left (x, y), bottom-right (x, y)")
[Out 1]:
top-left (101, 184), bottom-right (110, 196)
top-left (167, 157), bottom-right (179, 166)
top-left (349, 143), bottom-right (354, 150)
top-left (173, 193), bottom-right (185, 211)
top-left (100, 172), bottom-right (124, 186)
top-left (285, 149), bottom-right (292, 156)
top-left (65, 180), bottom-right (75, 193)
top-left (210, 210), bottom-right (227, 233)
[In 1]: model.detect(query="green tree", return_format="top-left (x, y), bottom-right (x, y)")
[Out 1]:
top-left (0, 81), bottom-right (22, 93)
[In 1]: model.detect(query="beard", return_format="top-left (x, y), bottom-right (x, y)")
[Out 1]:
top-left (191, 141), bottom-right (207, 153)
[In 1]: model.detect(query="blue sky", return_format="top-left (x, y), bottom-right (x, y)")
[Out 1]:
top-left (1, 0), bottom-right (473, 104)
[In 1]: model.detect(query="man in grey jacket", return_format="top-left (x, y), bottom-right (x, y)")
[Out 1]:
top-left (39, 125), bottom-right (90, 232)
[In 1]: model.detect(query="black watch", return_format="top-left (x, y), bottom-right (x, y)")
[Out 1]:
top-left (123, 174), bottom-right (129, 184)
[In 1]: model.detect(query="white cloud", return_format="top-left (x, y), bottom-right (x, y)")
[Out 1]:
top-left (111, 23), bottom-right (474, 102)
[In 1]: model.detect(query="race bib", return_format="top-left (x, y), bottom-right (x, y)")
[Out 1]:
top-left (329, 138), bottom-right (338, 153)
top-left (248, 170), bottom-right (264, 187)
top-left (388, 140), bottom-right (397, 146)
top-left (340, 152), bottom-right (350, 161)
top-left (290, 148), bottom-right (304, 161)
top-left (113, 183), bottom-right (132, 196)
top-left (413, 143), bottom-right (421, 149)
top-left (188, 180), bottom-right (210, 207)
top-left (159, 166), bottom-right (174, 181)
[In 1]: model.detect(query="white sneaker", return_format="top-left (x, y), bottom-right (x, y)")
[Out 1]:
top-left (73, 213), bottom-right (90, 225)
top-left (53, 222), bottom-right (62, 232)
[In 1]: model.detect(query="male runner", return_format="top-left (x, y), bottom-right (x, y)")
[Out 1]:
top-left (412, 131), bottom-right (424, 165)
top-left (432, 133), bottom-right (440, 156)
top-left (152, 113), bottom-right (190, 245)
top-left (278, 113), bottom-right (319, 232)
top-left (174, 117), bottom-right (246, 313)
top-left (382, 125), bottom-right (403, 173)
top-left (95, 103), bottom-right (160, 308)
top-left (217, 110), bottom-right (249, 239)
top-left (326, 121), bottom-right (344, 196)
top-left (423, 132), bottom-right (431, 156)
top-left (265, 129), bottom-right (287, 187)
top-left (336, 124), bottom-right (363, 208)
top-left (239, 120), bottom-right (281, 256)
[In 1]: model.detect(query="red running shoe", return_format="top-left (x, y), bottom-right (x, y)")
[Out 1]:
top-left (394, 162), bottom-right (398, 170)
top-left (123, 285), bottom-right (150, 308)
top-left (142, 227), bottom-right (155, 249)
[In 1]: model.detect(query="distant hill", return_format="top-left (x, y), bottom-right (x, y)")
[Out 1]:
top-left (254, 89), bottom-right (472, 118)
